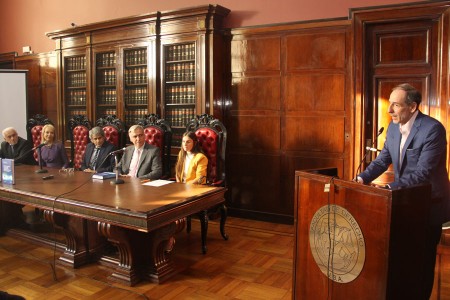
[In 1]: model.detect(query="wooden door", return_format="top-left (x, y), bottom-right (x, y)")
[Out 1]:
top-left (353, 2), bottom-right (450, 175)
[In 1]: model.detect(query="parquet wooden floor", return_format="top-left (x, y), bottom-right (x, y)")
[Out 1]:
top-left (0, 217), bottom-right (294, 300)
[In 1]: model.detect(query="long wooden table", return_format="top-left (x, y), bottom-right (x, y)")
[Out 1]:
top-left (0, 165), bottom-right (226, 286)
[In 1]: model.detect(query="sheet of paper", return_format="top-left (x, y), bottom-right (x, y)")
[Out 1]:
top-left (142, 179), bottom-right (175, 187)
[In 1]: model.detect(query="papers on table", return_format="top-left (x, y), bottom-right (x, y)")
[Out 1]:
top-left (142, 179), bottom-right (174, 187)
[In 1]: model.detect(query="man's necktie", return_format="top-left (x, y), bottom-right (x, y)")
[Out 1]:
top-left (90, 148), bottom-right (100, 170)
top-left (10, 145), bottom-right (14, 155)
top-left (129, 149), bottom-right (142, 177)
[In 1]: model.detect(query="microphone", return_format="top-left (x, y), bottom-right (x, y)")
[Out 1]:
top-left (354, 127), bottom-right (384, 180)
top-left (12, 141), bottom-right (47, 164)
top-left (32, 141), bottom-right (47, 150)
top-left (109, 147), bottom-right (126, 156)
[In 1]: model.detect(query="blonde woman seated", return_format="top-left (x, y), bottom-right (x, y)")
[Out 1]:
top-left (38, 124), bottom-right (70, 169)
top-left (175, 131), bottom-right (208, 184)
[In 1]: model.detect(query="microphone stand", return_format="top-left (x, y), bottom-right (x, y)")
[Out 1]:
top-left (110, 154), bottom-right (124, 185)
top-left (354, 127), bottom-right (384, 179)
top-left (35, 146), bottom-right (48, 174)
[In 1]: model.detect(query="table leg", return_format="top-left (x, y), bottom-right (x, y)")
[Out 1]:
top-left (143, 218), bottom-right (185, 283)
top-left (43, 210), bottom-right (106, 268)
top-left (97, 218), bottom-right (185, 286)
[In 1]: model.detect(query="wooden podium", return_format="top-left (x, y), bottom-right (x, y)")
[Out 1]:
top-left (293, 169), bottom-right (432, 299)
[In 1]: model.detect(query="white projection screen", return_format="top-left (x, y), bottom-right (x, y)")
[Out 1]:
top-left (0, 70), bottom-right (28, 139)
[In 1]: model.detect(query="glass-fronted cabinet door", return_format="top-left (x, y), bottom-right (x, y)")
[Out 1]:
top-left (94, 51), bottom-right (117, 121)
top-left (123, 47), bottom-right (149, 126)
top-left (162, 41), bottom-right (197, 148)
top-left (62, 50), bottom-right (89, 137)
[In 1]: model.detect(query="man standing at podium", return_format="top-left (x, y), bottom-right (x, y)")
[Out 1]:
top-left (356, 83), bottom-right (449, 299)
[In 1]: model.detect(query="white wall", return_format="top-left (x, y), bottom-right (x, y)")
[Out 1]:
top-left (0, 70), bottom-right (28, 139)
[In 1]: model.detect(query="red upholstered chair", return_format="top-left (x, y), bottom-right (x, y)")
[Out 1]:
top-left (137, 114), bottom-right (172, 178)
top-left (26, 114), bottom-right (53, 162)
top-left (186, 113), bottom-right (228, 254)
top-left (68, 115), bottom-right (92, 170)
top-left (95, 115), bottom-right (125, 148)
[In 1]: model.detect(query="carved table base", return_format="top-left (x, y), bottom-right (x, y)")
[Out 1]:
top-left (98, 218), bottom-right (185, 286)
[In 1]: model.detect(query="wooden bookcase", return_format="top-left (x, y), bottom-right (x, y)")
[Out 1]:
top-left (46, 5), bottom-right (230, 148)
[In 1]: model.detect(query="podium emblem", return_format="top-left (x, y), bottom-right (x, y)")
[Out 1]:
top-left (309, 204), bottom-right (365, 283)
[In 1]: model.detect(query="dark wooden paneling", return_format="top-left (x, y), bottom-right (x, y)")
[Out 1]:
top-left (231, 37), bottom-right (280, 73)
top-left (285, 74), bottom-right (345, 111)
top-left (228, 114), bottom-right (280, 151)
top-left (15, 53), bottom-right (58, 125)
top-left (231, 77), bottom-right (280, 111)
top-left (376, 29), bottom-right (430, 65)
top-left (284, 116), bottom-right (345, 152)
top-left (228, 153), bottom-right (282, 213)
top-left (286, 31), bottom-right (346, 70)
top-left (229, 21), bottom-right (351, 222)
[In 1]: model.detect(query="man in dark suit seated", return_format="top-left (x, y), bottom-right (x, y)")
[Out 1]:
top-left (0, 127), bottom-right (35, 234)
top-left (0, 127), bottom-right (35, 165)
top-left (117, 125), bottom-right (162, 180)
top-left (80, 126), bottom-right (115, 173)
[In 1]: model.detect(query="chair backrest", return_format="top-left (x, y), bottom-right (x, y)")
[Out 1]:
top-left (137, 113), bottom-right (172, 178)
top-left (186, 114), bottom-right (227, 186)
top-left (95, 115), bottom-right (125, 148)
top-left (68, 115), bottom-right (92, 169)
top-left (26, 114), bottom-right (53, 162)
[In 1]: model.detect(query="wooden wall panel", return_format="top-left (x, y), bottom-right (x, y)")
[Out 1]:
top-left (284, 116), bottom-right (345, 152)
top-left (286, 31), bottom-right (346, 70)
top-left (15, 53), bottom-right (58, 126)
top-left (228, 114), bottom-right (280, 151)
top-left (229, 153), bottom-right (281, 212)
top-left (377, 30), bottom-right (429, 65)
top-left (231, 37), bottom-right (280, 73)
top-left (228, 21), bottom-right (351, 222)
top-left (285, 74), bottom-right (345, 111)
top-left (231, 77), bottom-right (280, 111)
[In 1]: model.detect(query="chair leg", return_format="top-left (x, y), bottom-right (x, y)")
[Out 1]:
top-left (219, 204), bottom-right (229, 240)
top-left (186, 215), bottom-right (192, 233)
top-left (199, 210), bottom-right (208, 254)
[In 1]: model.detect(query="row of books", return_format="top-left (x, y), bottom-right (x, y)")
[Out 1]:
top-left (166, 43), bottom-right (195, 62)
top-left (66, 56), bottom-right (86, 71)
top-left (66, 71), bottom-right (87, 87)
top-left (165, 85), bottom-right (195, 104)
top-left (97, 70), bottom-right (116, 86)
top-left (124, 67), bottom-right (148, 84)
top-left (97, 88), bottom-right (117, 104)
top-left (125, 87), bottom-right (148, 104)
top-left (0, 158), bottom-right (14, 184)
top-left (165, 62), bottom-right (195, 82)
top-left (66, 90), bottom-right (87, 106)
top-left (165, 108), bottom-right (195, 128)
top-left (97, 109), bottom-right (117, 117)
top-left (125, 109), bottom-right (148, 125)
top-left (125, 49), bottom-right (147, 66)
top-left (97, 52), bottom-right (116, 68)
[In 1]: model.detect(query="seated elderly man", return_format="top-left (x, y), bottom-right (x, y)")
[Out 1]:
top-left (80, 126), bottom-right (116, 173)
top-left (117, 125), bottom-right (162, 180)
top-left (0, 127), bottom-right (35, 233)
top-left (0, 127), bottom-right (35, 165)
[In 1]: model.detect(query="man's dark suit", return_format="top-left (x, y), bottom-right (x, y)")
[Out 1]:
top-left (359, 111), bottom-right (449, 224)
top-left (80, 141), bottom-right (115, 172)
top-left (0, 137), bottom-right (35, 165)
top-left (118, 143), bottom-right (162, 180)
